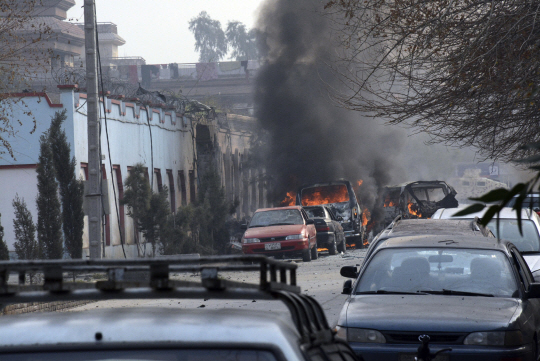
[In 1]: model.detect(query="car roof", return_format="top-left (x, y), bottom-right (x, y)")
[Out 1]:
top-left (0, 308), bottom-right (302, 357)
top-left (387, 219), bottom-right (489, 237)
top-left (377, 234), bottom-right (508, 252)
top-left (254, 206), bottom-right (303, 212)
top-left (432, 206), bottom-right (534, 220)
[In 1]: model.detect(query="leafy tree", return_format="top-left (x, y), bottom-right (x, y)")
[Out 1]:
top-left (325, 0), bottom-right (540, 161)
top-left (0, 214), bottom-right (9, 260)
top-left (226, 21), bottom-right (258, 61)
top-left (12, 195), bottom-right (37, 260)
top-left (48, 110), bottom-right (84, 259)
top-left (123, 164), bottom-right (170, 256)
top-left (36, 132), bottom-right (62, 259)
top-left (0, 0), bottom-right (53, 159)
top-left (188, 11), bottom-right (227, 62)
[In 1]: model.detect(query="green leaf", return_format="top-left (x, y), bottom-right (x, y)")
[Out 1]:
top-left (452, 203), bottom-right (485, 217)
top-left (470, 188), bottom-right (509, 203)
top-left (479, 205), bottom-right (499, 228)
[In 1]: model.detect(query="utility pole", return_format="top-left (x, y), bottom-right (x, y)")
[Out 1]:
top-left (84, 0), bottom-right (102, 259)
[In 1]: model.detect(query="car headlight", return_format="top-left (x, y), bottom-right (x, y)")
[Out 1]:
top-left (341, 327), bottom-right (386, 343)
top-left (285, 234), bottom-right (303, 240)
top-left (463, 331), bottom-right (523, 346)
top-left (242, 238), bottom-right (260, 244)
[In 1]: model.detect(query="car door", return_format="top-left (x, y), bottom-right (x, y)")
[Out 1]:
top-left (302, 208), bottom-right (317, 246)
top-left (510, 246), bottom-right (540, 352)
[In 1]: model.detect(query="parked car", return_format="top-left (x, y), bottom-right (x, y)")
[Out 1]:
top-left (296, 180), bottom-right (365, 247)
top-left (337, 235), bottom-right (540, 361)
top-left (507, 193), bottom-right (540, 216)
top-left (0, 256), bottom-right (361, 361)
top-left (241, 206), bottom-right (318, 262)
top-left (432, 206), bottom-right (540, 272)
top-left (364, 217), bottom-right (494, 264)
top-left (304, 205), bottom-right (346, 254)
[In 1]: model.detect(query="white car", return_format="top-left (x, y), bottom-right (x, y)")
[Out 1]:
top-left (432, 206), bottom-right (540, 272)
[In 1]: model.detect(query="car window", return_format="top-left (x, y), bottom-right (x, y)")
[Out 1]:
top-left (301, 185), bottom-right (349, 206)
top-left (306, 207), bottom-right (325, 218)
top-left (356, 247), bottom-right (518, 297)
top-left (249, 209), bottom-right (304, 227)
top-left (486, 220), bottom-right (540, 252)
top-left (1, 349), bottom-right (279, 361)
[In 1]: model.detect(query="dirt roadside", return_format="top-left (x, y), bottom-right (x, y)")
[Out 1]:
top-left (68, 249), bottom-right (367, 326)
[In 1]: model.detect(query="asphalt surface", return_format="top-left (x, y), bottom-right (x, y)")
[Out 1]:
top-left (69, 249), bottom-right (367, 326)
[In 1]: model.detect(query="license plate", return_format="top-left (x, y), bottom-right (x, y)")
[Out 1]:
top-left (399, 353), bottom-right (449, 361)
top-left (265, 242), bottom-right (281, 250)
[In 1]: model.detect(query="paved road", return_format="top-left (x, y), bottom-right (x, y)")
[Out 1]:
top-left (69, 249), bottom-right (367, 326)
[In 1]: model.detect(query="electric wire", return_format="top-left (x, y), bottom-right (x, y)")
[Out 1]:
top-left (94, 3), bottom-right (127, 259)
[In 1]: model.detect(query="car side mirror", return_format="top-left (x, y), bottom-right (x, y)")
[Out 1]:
top-left (340, 266), bottom-right (358, 278)
top-left (240, 224), bottom-right (248, 231)
top-left (306, 219), bottom-right (315, 225)
top-left (342, 279), bottom-right (353, 294)
top-left (528, 283), bottom-right (540, 298)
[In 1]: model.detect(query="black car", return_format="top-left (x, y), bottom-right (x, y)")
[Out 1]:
top-left (337, 235), bottom-right (540, 361)
top-left (304, 205), bottom-right (346, 254)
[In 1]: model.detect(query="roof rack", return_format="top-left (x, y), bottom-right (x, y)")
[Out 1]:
top-left (0, 255), bottom-right (332, 344)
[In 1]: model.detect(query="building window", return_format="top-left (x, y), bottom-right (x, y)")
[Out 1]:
top-left (154, 168), bottom-right (163, 192)
top-left (178, 170), bottom-right (187, 206)
top-left (112, 165), bottom-right (125, 241)
top-left (166, 169), bottom-right (175, 212)
top-left (189, 170), bottom-right (196, 204)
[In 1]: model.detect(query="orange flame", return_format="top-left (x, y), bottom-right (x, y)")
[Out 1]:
top-left (357, 180), bottom-right (363, 187)
top-left (280, 191), bottom-right (296, 206)
top-left (301, 185), bottom-right (349, 206)
top-left (317, 248), bottom-right (329, 252)
top-left (383, 194), bottom-right (396, 207)
top-left (407, 201), bottom-right (422, 217)
top-left (362, 208), bottom-right (371, 227)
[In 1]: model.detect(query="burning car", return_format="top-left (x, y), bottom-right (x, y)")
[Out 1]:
top-left (382, 181), bottom-right (458, 228)
top-left (295, 180), bottom-right (365, 247)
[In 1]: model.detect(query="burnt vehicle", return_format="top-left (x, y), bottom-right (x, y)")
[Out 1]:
top-left (0, 256), bottom-right (361, 361)
top-left (381, 181), bottom-right (458, 228)
top-left (296, 180), bottom-right (365, 247)
top-left (304, 205), bottom-right (346, 255)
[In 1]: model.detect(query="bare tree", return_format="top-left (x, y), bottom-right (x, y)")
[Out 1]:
top-left (0, 0), bottom-right (52, 159)
top-left (326, 0), bottom-right (540, 161)
top-left (226, 21), bottom-right (258, 61)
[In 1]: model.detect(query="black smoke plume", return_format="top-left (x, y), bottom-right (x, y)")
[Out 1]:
top-left (253, 0), bottom-right (405, 221)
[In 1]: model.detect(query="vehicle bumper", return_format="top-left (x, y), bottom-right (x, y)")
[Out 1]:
top-left (344, 231), bottom-right (360, 239)
top-left (350, 342), bottom-right (534, 361)
top-left (316, 232), bottom-right (335, 246)
top-left (242, 239), bottom-right (309, 255)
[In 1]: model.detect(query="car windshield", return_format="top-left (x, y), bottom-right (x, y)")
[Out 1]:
top-left (486, 219), bottom-right (540, 252)
top-left (2, 349), bottom-right (278, 361)
top-left (249, 209), bottom-right (304, 227)
top-left (305, 207), bottom-right (325, 218)
top-left (356, 247), bottom-right (518, 297)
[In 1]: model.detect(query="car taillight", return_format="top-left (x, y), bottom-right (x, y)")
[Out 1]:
top-left (316, 226), bottom-right (330, 232)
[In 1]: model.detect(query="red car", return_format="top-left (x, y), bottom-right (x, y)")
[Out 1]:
top-left (241, 206), bottom-right (318, 262)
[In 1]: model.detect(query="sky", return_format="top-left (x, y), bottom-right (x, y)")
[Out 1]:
top-left (67, 0), bottom-right (265, 64)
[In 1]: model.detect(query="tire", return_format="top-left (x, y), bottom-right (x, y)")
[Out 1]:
top-left (328, 238), bottom-right (337, 255)
top-left (302, 248), bottom-right (312, 262)
top-left (311, 244), bottom-right (318, 260)
top-left (337, 238), bottom-right (346, 253)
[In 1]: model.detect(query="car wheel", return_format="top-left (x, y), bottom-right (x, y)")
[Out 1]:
top-left (337, 238), bottom-right (345, 253)
top-left (311, 244), bottom-right (318, 260)
top-left (302, 248), bottom-right (312, 262)
top-left (328, 238), bottom-right (337, 255)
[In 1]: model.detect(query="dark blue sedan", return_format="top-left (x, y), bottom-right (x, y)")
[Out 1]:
top-left (337, 235), bottom-right (540, 361)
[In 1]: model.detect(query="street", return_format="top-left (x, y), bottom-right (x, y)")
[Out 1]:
top-left (69, 249), bottom-right (367, 326)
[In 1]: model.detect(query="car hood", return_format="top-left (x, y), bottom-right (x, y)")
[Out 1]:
top-left (343, 295), bottom-right (520, 332)
top-left (244, 225), bottom-right (305, 238)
